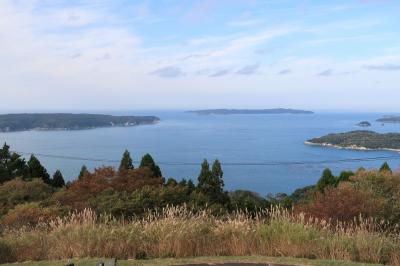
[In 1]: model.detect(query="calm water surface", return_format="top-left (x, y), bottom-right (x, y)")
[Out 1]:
top-left (1, 111), bottom-right (400, 195)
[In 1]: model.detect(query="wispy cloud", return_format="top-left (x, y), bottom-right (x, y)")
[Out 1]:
top-left (236, 63), bottom-right (260, 75)
top-left (316, 69), bottom-right (356, 77)
top-left (149, 66), bottom-right (185, 78)
top-left (316, 69), bottom-right (334, 77)
top-left (363, 64), bottom-right (400, 71)
top-left (228, 18), bottom-right (263, 27)
top-left (277, 69), bottom-right (291, 75)
top-left (209, 69), bottom-right (230, 77)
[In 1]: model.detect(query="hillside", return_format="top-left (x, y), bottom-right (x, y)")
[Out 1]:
top-left (0, 113), bottom-right (160, 132)
top-left (305, 130), bottom-right (400, 151)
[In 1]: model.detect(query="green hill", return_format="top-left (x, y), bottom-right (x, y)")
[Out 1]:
top-left (0, 113), bottom-right (160, 132)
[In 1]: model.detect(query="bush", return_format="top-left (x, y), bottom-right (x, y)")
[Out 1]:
top-left (0, 178), bottom-right (54, 216)
top-left (297, 182), bottom-right (381, 222)
top-left (229, 190), bottom-right (270, 212)
top-left (1, 203), bottom-right (60, 229)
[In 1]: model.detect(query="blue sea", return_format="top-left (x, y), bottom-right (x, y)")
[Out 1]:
top-left (1, 111), bottom-right (400, 195)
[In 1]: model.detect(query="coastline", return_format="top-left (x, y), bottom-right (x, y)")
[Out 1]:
top-left (304, 141), bottom-right (400, 153)
top-left (0, 119), bottom-right (160, 133)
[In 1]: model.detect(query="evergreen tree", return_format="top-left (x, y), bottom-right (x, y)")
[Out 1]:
top-left (211, 159), bottom-right (224, 190)
top-left (316, 168), bottom-right (336, 192)
top-left (139, 153), bottom-right (162, 177)
top-left (0, 143), bottom-right (28, 182)
top-left (52, 170), bottom-right (65, 188)
top-left (78, 165), bottom-right (89, 180)
top-left (27, 155), bottom-right (51, 184)
top-left (379, 162), bottom-right (392, 173)
top-left (197, 159), bottom-right (226, 203)
top-left (119, 150), bottom-right (134, 171)
top-left (337, 170), bottom-right (354, 183)
top-left (197, 159), bottom-right (212, 193)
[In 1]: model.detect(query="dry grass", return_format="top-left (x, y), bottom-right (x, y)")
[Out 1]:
top-left (0, 207), bottom-right (399, 265)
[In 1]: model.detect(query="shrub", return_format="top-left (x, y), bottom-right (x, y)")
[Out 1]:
top-left (0, 178), bottom-right (54, 216)
top-left (297, 182), bottom-right (381, 222)
top-left (1, 203), bottom-right (60, 229)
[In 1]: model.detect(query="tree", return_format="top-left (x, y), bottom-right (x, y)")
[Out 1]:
top-left (229, 190), bottom-right (269, 212)
top-left (165, 177), bottom-right (178, 187)
top-left (27, 155), bottom-right (50, 184)
top-left (197, 159), bottom-right (212, 193)
top-left (139, 153), bottom-right (162, 177)
top-left (119, 150), bottom-right (134, 171)
top-left (187, 179), bottom-right (195, 194)
top-left (78, 165), bottom-right (89, 180)
top-left (380, 162), bottom-right (392, 173)
top-left (197, 159), bottom-right (226, 204)
top-left (316, 168), bottom-right (336, 192)
top-left (52, 170), bottom-right (65, 188)
top-left (211, 159), bottom-right (224, 190)
top-left (337, 171), bottom-right (354, 183)
top-left (0, 143), bottom-right (28, 183)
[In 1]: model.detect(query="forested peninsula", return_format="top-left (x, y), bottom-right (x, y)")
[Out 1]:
top-left (377, 116), bottom-right (400, 123)
top-left (0, 113), bottom-right (160, 132)
top-left (305, 130), bottom-right (400, 152)
top-left (186, 108), bottom-right (313, 115)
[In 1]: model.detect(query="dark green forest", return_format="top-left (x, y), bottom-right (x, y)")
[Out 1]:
top-left (307, 130), bottom-right (400, 150)
top-left (0, 113), bottom-right (160, 132)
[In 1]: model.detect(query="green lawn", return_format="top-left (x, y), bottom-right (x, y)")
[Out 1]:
top-left (0, 256), bottom-right (384, 266)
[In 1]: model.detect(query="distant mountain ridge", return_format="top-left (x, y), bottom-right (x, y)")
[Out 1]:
top-left (0, 113), bottom-right (160, 132)
top-left (186, 108), bottom-right (314, 115)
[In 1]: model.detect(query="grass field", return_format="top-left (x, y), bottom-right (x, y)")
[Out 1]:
top-left (0, 256), bottom-right (384, 266)
top-left (1, 207), bottom-right (398, 265)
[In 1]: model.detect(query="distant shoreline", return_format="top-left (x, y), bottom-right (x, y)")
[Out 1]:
top-left (304, 141), bottom-right (400, 153)
top-left (186, 108), bottom-right (314, 115)
top-left (0, 113), bottom-right (160, 133)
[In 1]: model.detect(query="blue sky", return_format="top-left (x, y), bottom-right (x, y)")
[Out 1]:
top-left (1, 0), bottom-right (400, 111)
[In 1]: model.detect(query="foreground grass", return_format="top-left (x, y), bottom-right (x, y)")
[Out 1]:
top-left (0, 207), bottom-right (399, 265)
top-left (0, 256), bottom-right (385, 266)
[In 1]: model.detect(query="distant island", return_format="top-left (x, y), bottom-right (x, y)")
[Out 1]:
top-left (186, 108), bottom-right (314, 115)
top-left (0, 113), bottom-right (160, 132)
top-left (377, 116), bottom-right (400, 123)
top-left (356, 121), bottom-right (371, 127)
top-left (305, 130), bottom-right (400, 152)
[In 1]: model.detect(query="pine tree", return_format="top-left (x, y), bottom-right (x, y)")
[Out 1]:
top-left (78, 165), bottom-right (89, 180)
top-left (119, 150), bottom-right (134, 171)
top-left (197, 159), bottom-right (225, 194)
top-left (379, 162), bottom-right (392, 173)
top-left (0, 143), bottom-right (28, 182)
top-left (27, 155), bottom-right (50, 184)
top-left (211, 159), bottom-right (224, 190)
top-left (52, 170), bottom-right (65, 188)
top-left (139, 153), bottom-right (162, 177)
top-left (197, 159), bottom-right (212, 193)
top-left (316, 168), bottom-right (336, 192)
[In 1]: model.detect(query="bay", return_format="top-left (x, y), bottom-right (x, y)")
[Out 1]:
top-left (1, 111), bottom-right (399, 195)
